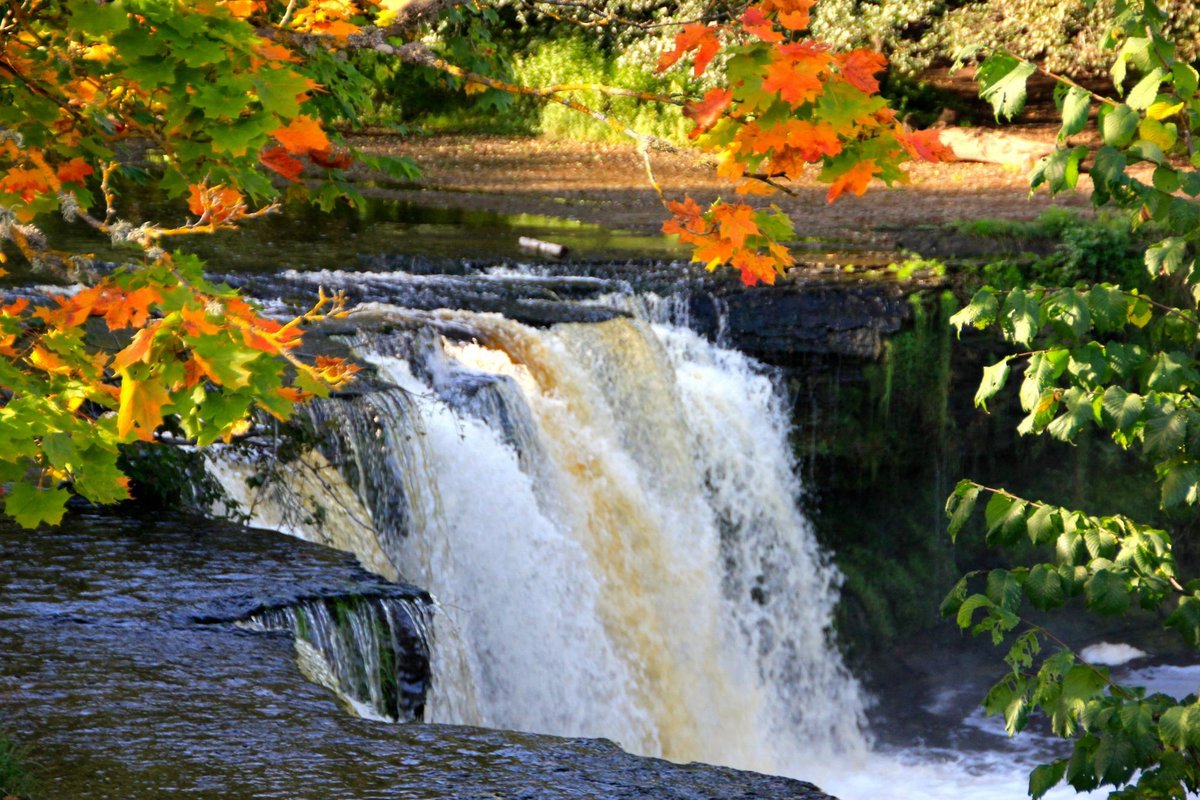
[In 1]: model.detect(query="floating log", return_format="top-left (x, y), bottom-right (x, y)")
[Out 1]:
top-left (519, 236), bottom-right (568, 257)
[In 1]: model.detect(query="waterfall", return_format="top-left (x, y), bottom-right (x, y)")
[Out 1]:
top-left (212, 304), bottom-right (869, 776)
top-left (238, 594), bottom-right (432, 723)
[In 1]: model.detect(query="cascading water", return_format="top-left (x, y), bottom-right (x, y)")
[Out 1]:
top-left (209, 284), bottom-right (1097, 799)
top-left (214, 303), bottom-right (868, 765)
top-left (238, 594), bottom-right (432, 723)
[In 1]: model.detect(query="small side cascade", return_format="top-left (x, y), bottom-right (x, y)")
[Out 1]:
top-left (239, 594), bottom-right (432, 723)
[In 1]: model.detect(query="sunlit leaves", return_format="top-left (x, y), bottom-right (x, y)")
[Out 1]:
top-left (977, 53), bottom-right (1037, 120)
top-left (4, 483), bottom-right (70, 529)
top-left (657, 24), bottom-right (721, 76)
top-left (656, 1), bottom-right (948, 284)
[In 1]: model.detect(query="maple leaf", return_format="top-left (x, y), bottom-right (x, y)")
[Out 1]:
top-left (684, 88), bottom-right (734, 138)
top-left (104, 286), bottom-right (160, 330)
top-left (0, 167), bottom-right (55, 203)
top-left (897, 128), bottom-right (956, 162)
top-left (760, 53), bottom-right (825, 106)
top-left (783, 119), bottom-right (842, 161)
top-left (761, 0), bottom-right (815, 30)
top-left (180, 306), bottom-right (220, 337)
top-left (693, 236), bottom-right (736, 267)
top-left (260, 146), bottom-right (305, 181)
top-left (187, 183), bottom-right (245, 223)
top-left (839, 49), bottom-right (888, 95)
top-left (271, 115), bottom-right (330, 154)
top-left (219, 0), bottom-right (259, 17)
top-left (1, 298), bottom-right (28, 317)
top-left (741, 6), bottom-right (783, 42)
top-left (657, 24), bottom-right (721, 76)
top-left (713, 203), bottom-right (759, 249)
top-left (732, 250), bottom-right (779, 285)
top-left (112, 324), bottom-right (159, 372)
top-left (117, 376), bottom-right (171, 441)
top-left (826, 159), bottom-right (881, 202)
top-left (29, 346), bottom-right (70, 376)
top-left (254, 38), bottom-right (300, 63)
top-left (56, 157), bottom-right (93, 185)
top-left (664, 196), bottom-right (709, 236)
top-left (309, 148), bottom-right (354, 169)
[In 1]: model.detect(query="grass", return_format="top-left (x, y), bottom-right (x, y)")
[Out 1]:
top-left (0, 731), bottom-right (33, 798)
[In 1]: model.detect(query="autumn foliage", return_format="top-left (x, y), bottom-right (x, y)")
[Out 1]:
top-left (0, 0), bottom-right (940, 526)
top-left (656, 0), bottom-right (953, 285)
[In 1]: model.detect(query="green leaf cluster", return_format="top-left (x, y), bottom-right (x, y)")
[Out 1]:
top-left (952, 3), bottom-right (1200, 797)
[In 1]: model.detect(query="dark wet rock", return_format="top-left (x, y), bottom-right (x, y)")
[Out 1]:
top-left (231, 258), bottom-right (909, 371)
top-left (688, 282), bottom-right (909, 363)
top-left (0, 512), bottom-right (835, 800)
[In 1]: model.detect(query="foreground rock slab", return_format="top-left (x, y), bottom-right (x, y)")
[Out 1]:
top-left (0, 512), bottom-right (834, 800)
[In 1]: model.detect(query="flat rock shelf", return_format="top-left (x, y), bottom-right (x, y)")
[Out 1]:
top-left (0, 512), bottom-right (833, 800)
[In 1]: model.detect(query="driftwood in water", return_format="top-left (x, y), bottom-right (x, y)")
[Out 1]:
top-left (519, 236), bottom-right (568, 257)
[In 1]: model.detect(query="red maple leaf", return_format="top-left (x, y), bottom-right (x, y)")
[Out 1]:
top-left (897, 128), bottom-right (956, 162)
top-left (684, 88), bottom-right (734, 137)
top-left (839, 49), bottom-right (888, 94)
top-left (309, 148), bottom-right (354, 169)
top-left (740, 6), bottom-right (783, 42)
top-left (260, 146), bottom-right (305, 181)
top-left (657, 24), bottom-right (721, 76)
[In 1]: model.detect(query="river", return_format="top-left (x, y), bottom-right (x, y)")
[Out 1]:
top-left (3, 204), bottom-right (1195, 799)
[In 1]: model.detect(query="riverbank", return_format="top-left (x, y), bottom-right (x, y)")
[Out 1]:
top-left (348, 130), bottom-right (1093, 250)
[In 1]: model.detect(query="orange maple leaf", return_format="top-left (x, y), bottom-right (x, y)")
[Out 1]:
top-left (260, 146), bottom-right (305, 181)
top-left (0, 167), bottom-right (55, 203)
top-left (732, 250), bottom-right (779, 286)
top-left (713, 203), bottom-right (759, 249)
top-left (254, 38), bottom-right (300, 63)
top-left (760, 53), bottom-right (825, 106)
top-left (112, 324), bottom-right (159, 372)
top-left (826, 159), bottom-right (881, 202)
top-left (105, 286), bottom-right (160, 330)
top-left (783, 119), bottom-right (842, 161)
top-left (271, 115), bottom-right (330, 155)
top-left (180, 306), bottom-right (220, 337)
top-left (760, 0), bottom-right (815, 30)
top-left (187, 183), bottom-right (245, 223)
top-left (839, 49), bottom-right (888, 94)
top-left (56, 157), bottom-right (93, 185)
top-left (657, 24), bottom-right (721, 76)
top-left (693, 236), bottom-right (736, 266)
top-left (684, 88), bottom-right (734, 138)
top-left (664, 196), bottom-right (709, 236)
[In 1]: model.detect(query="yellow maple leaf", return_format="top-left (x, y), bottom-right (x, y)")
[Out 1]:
top-left (117, 377), bottom-right (171, 441)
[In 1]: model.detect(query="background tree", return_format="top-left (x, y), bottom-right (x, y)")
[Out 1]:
top-left (942, 1), bottom-right (1200, 796)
